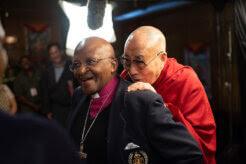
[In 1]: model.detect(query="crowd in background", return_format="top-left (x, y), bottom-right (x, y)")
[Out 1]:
top-left (0, 37), bottom-right (75, 127)
top-left (0, 18), bottom-right (216, 163)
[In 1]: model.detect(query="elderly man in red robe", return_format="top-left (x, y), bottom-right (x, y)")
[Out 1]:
top-left (120, 26), bottom-right (216, 164)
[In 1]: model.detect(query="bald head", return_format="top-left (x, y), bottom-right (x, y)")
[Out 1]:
top-left (75, 37), bottom-right (115, 59)
top-left (124, 26), bottom-right (166, 53)
top-left (122, 26), bottom-right (167, 84)
top-left (73, 37), bottom-right (118, 95)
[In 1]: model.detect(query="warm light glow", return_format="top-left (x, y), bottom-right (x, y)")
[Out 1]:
top-left (60, 1), bottom-right (116, 56)
top-left (5, 36), bottom-right (17, 44)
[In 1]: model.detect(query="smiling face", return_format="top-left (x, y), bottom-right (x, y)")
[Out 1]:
top-left (123, 26), bottom-right (167, 84)
top-left (73, 37), bottom-right (117, 95)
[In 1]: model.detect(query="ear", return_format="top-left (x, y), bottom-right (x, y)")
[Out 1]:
top-left (111, 59), bottom-right (118, 74)
top-left (160, 52), bottom-right (167, 61)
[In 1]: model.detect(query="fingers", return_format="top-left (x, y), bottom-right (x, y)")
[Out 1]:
top-left (127, 82), bottom-right (156, 93)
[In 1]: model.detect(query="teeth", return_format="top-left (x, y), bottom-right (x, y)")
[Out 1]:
top-left (78, 73), bottom-right (94, 82)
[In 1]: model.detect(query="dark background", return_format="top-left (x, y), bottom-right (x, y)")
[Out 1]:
top-left (1, 0), bottom-right (245, 163)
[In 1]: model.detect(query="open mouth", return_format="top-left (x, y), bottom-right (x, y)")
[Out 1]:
top-left (81, 77), bottom-right (93, 83)
top-left (79, 74), bottom-right (94, 83)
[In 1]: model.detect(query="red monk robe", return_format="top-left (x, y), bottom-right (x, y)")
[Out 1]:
top-left (121, 58), bottom-right (216, 164)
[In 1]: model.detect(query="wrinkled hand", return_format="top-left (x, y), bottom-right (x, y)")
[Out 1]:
top-left (127, 82), bottom-right (156, 93)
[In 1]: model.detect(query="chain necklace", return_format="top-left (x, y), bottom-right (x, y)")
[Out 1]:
top-left (79, 92), bottom-right (112, 159)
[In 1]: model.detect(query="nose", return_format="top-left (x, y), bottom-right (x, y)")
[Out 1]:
top-left (75, 65), bottom-right (88, 75)
top-left (128, 64), bottom-right (139, 77)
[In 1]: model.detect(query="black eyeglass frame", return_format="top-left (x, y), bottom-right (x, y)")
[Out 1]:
top-left (69, 57), bottom-right (115, 72)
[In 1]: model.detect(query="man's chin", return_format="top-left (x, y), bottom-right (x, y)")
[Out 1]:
top-left (81, 88), bottom-right (97, 96)
top-left (81, 85), bottom-right (98, 96)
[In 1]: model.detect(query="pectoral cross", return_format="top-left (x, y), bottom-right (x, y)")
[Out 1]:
top-left (79, 144), bottom-right (87, 159)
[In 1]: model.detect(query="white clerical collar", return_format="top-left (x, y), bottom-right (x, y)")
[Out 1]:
top-left (91, 93), bottom-right (100, 99)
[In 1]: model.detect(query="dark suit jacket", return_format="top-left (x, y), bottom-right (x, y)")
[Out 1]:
top-left (67, 77), bottom-right (203, 164)
top-left (0, 111), bottom-right (81, 164)
top-left (40, 59), bottom-right (73, 126)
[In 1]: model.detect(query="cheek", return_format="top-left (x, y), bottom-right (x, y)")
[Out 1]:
top-left (141, 70), bottom-right (156, 84)
top-left (97, 71), bottom-right (110, 86)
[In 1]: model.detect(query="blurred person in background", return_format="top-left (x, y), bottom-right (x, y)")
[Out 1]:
top-left (13, 55), bottom-right (41, 114)
top-left (40, 42), bottom-right (74, 127)
top-left (0, 19), bottom-right (81, 164)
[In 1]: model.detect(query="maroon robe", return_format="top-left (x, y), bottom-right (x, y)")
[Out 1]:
top-left (121, 58), bottom-right (216, 164)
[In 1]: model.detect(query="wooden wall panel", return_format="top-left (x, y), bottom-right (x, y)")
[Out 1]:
top-left (0, 0), bottom-right (64, 64)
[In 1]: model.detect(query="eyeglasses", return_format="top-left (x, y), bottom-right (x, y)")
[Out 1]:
top-left (69, 57), bottom-right (113, 72)
top-left (120, 51), bottom-right (164, 70)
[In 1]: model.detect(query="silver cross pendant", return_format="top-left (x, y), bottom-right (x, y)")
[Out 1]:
top-left (79, 144), bottom-right (87, 159)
